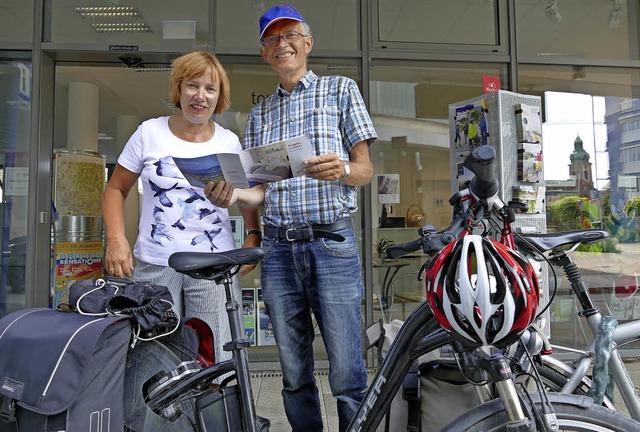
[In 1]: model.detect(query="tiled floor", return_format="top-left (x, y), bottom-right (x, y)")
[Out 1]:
top-left (252, 360), bottom-right (640, 431)
top-left (252, 370), bottom-right (340, 432)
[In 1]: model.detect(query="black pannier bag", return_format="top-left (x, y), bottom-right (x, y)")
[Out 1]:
top-left (0, 307), bottom-right (132, 432)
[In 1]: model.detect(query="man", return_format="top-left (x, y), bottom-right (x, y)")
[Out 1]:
top-left (207, 4), bottom-right (376, 431)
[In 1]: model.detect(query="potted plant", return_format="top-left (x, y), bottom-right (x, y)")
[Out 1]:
top-left (376, 238), bottom-right (395, 262)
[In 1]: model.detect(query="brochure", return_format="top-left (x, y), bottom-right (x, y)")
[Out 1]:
top-left (514, 103), bottom-right (542, 144)
top-left (173, 134), bottom-right (313, 189)
top-left (512, 185), bottom-right (546, 214)
top-left (518, 142), bottom-right (543, 183)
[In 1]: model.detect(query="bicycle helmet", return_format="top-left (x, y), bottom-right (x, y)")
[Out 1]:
top-left (425, 235), bottom-right (540, 347)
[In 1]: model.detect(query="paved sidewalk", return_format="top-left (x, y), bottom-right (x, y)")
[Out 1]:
top-left (252, 360), bottom-right (640, 431)
top-left (252, 371), bottom-right (339, 432)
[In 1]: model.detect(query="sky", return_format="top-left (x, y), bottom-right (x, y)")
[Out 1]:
top-left (542, 91), bottom-right (609, 190)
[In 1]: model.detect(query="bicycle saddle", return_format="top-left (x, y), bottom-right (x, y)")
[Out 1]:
top-left (517, 229), bottom-right (609, 254)
top-left (169, 247), bottom-right (265, 282)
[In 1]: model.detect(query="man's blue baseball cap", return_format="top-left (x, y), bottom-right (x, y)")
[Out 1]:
top-left (259, 4), bottom-right (305, 40)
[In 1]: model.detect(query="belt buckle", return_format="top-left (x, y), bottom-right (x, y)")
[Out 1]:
top-left (285, 228), bottom-right (297, 241)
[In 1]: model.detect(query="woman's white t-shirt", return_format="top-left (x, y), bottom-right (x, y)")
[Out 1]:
top-left (117, 116), bottom-right (241, 266)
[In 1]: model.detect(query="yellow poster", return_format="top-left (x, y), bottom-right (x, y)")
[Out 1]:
top-left (54, 241), bottom-right (103, 307)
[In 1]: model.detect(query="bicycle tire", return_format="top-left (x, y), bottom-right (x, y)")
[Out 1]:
top-left (534, 364), bottom-right (591, 395)
top-left (124, 339), bottom-right (196, 432)
top-left (442, 393), bottom-right (640, 431)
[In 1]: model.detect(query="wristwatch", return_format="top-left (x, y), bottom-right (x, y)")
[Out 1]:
top-left (339, 160), bottom-right (350, 180)
top-left (245, 229), bottom-right (263, 240)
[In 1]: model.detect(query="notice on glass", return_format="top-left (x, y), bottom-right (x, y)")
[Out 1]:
top-left (173, 134), bottom-right (313, 189)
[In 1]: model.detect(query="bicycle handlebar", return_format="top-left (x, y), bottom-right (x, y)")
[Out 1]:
top-left (464, 145), bottom-right (499, 199)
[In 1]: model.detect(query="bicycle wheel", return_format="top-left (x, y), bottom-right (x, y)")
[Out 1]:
top-left (124, 339), bottom-right (196, 432)
top-left (536, 363), bottom-right (591, 395)
top-left (442, 393), bottom-right (640, 431)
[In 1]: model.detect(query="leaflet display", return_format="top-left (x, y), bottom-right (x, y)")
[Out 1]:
top-left (173, 134), bottom-right (313, 189)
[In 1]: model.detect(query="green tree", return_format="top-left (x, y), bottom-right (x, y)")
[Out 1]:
top-left (547, 196), bottom-right (618, 252)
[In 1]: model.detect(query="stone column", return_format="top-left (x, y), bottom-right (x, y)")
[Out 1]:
top-left (66, 82), bottom-right (99, 151)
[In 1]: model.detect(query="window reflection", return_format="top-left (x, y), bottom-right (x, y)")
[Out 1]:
top-left (216, 0), bottom-right (359, 51)
top-left (376, 0), bottom-right (498, 46)
top-left (516, 0), bottom-right (636, 61)
top-left (50, 0), bottom-right (207, 47)
top-left (520, 65), bottom-right (640, 346)
top-left (369, 62), bottom-right (508, 322)
top-left (0, 0), bottom-right (34, 43)
top-left (0, 58), bottom-right (32, 317)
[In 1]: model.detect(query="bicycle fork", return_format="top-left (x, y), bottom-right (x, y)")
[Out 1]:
top-left (486, 354), bottom-right (559, 432)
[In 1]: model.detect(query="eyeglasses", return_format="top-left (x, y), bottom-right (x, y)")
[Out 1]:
top-left (261, 31), bottom-right (307, 47)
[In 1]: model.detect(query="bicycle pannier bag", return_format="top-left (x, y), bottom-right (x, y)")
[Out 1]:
top-left (374, 320), bottom-right (494, 432)
top-left (0, 308), bottom-right (131, 432)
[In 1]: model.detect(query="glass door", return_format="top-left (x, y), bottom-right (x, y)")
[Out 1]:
top-left (0, 55), bottom-right (32, 317)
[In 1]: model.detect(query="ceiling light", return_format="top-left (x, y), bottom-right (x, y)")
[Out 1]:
top-left (572, 66), bottom-right (585, 80)
top-left (91, 23), bottom-right (150, 32)
top-left (544, 0), bottom-right (561, 23)
top-left (134, 67), bottom-right (172, 73)
top-left (75, 6), bottom-right (140, 18)
top-left (97, 132), bottom-right (114, 140)
top-left (251, 0), bottom-right (265, 10)
top-left (609, 0), bottom-right (624, 28)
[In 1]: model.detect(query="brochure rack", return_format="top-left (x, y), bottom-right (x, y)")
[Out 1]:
top-left (448, 90), bottom-right (549, 334)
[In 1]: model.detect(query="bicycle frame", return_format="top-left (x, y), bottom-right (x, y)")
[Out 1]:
top-left (544, 304), bottom-right (640, 420)
top-left (347, 302), bottom-right (450, 431)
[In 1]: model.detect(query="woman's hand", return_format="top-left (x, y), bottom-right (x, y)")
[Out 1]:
top-left (205, 180), bottom-right (237, 208)
top-left (104, 237), bottom-right (134, 278)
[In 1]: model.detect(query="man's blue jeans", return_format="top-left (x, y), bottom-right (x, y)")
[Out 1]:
top-left (261, 225), bottom-right (367, 432)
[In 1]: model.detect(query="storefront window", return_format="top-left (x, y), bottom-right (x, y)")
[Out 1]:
top-left (368, 61), bottom-right (508, 322)
top-left (50, 0), bottom-right (208, 48)
top-left (0, 0), bottom-right (34, 43)
top-left (515, 0), bottom-right (639, 61)
top-left (373, 0), bottom-right (503, 51)
top-left (216, 0), bottom-right (359, 52)
top-left (519, 64), bottom-right (640, 351)
top-left (0, 56), bottom-right (32, 317)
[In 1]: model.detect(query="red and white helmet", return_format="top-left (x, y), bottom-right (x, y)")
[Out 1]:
top-left (425, 235), bottom-right (540, 347)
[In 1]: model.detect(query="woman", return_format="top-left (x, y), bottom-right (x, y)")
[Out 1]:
top-left (102, 51), bottom-right (261, 363)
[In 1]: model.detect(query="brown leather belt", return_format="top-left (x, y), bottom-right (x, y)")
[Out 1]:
top-left (264, 218), bottom-right (352, 242)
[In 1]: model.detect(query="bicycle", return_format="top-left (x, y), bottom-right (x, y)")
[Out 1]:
top-left (512, 230), bottom-right (640, 420)
top-left (345, 145), bottom-right (640, 431)
top-left (139, 247), bottom-right (270, 432)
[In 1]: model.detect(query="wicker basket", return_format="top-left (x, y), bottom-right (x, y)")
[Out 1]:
top-left (405, 204), bottom-right (426, 228)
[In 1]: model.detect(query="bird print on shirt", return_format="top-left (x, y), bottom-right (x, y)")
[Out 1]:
top-left (150, 205), bottom-right (172, 244)
top-left (149, 155), bottom-right (224, 250)
top-left (154, 156), bottom-right (183, 179)
top-left (149, 180), bottom-right (181, 207)
top-left (191, 227), bottom-right (223, 251)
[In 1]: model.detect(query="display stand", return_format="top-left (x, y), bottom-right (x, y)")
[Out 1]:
top-left (448, 90), bottom-right (550, 335)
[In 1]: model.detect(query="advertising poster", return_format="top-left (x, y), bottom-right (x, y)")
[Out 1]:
top-left (257, 288), bottom-right (276, 346)
top-left (53, 241), bottom-right (103, 307)
top-left (377, 174), bottom-right (400, 204)
top-left (53, 151), bottom-right (105, 217)
top-left (242, 288), bottom-right (256, 346)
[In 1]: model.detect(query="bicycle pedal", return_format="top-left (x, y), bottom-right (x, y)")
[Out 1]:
top-left (257, 416), bottom-right (271, 431)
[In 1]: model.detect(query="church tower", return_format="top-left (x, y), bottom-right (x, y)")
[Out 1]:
top-left (568, 134), bottom-right (595, 197)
